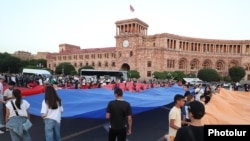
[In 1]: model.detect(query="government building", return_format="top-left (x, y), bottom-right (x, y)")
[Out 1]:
top-left (46, 18), bottom-right (250, 80)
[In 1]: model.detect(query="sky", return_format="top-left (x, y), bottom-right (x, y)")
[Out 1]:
top-left (0, 0), bottom-right (250, 54)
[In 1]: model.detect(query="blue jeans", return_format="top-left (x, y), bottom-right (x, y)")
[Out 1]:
top-left (0, 103), bottom-right (4, 125)
top-left (44, 119), bottom-right (61, 141)
top-left (9, 128), bottom-right (31, 141)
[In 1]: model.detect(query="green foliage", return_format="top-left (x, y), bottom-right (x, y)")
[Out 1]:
top-left (152, 71), bottom-right (166, 80)
top-left (152, 71), bottom-right (185, 81)
top-left (0, 52), bottom-right (23, 73)
top-left (55, 62), bottom-right (76, 75)
top-left (223, 76), bottom-right (232, 82)
top-left (78, 66), bottom-right (94, 74)
top-left (185, 73), bottom-right (196, 78)
top-left (228, 66), bottom-right (246, 82)
top-left (29, 59), bottom-right (47, 68)
top-left (197, 68), bottom-right (220, 82)
top-left (128, 70), bottom-right (140, 79)
top-left (70, 70), bottom-right (77, 75)
top-left (172, 71), bottom-right (186, 81)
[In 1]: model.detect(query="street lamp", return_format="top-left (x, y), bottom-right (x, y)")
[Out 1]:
top-left (62, 65), bottom-right (64, 75)
top-left (167, 72), bottom-right (171, 82)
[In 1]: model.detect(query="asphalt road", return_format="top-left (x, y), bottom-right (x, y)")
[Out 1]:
top-left (1, 107), bottom-right (170, 141)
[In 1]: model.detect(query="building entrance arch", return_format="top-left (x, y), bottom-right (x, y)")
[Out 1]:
top-left (121, 63), bottom-right (130, 71)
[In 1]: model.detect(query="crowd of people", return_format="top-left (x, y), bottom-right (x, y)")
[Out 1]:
top-left (0, 72), bottom-right (249, 141)
top-left (0, 75), bottom-right (63, 141)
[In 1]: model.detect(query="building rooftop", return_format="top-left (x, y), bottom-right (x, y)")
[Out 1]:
top-left (115, 18), bottom-right (149, 27)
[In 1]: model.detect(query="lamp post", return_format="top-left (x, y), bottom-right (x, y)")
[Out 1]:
top-left (167, 72), bottom-right (171, 82)
top-left (62, 65), bottom-right (64, 75)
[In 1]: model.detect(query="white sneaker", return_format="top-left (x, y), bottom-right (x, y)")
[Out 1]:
top-left (0, 130), bottom-right (4, 134)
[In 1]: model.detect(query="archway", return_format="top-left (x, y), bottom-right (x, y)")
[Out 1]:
top-left (216, 60), bottom-right (226, 71)
top-left (190, 58), bottom-right (199, 70)
top-left (228, 60), bottom-right (239, 68)
top-left (121, 63), bottom-right (130, 71)
top-left (178, 58), bottom-right (188, 70)
top-left (202, 59), bottom-right (212, 69)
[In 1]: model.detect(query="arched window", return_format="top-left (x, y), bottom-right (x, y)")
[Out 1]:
top-left (202, 59), bottom-right (212, 69)
top-left (190, 59), bottom-right (199, 70)
top-left (216, 60), bottom-right (225, 71)
top-left (179, 59), bottom-right (187, 70)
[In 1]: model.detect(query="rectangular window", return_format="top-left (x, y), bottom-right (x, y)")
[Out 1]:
top-left (147, 61), bottom-right (152, 67)
top-left (147, 71), bottom-right (151, 77)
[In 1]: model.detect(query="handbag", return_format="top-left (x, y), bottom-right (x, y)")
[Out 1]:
top-left (11, 100), bottom-right (33, 131)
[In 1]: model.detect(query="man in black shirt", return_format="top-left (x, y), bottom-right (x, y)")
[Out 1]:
top-left (183, 84), bottom-right (191, 97)
top-left (106, 88), bottom-right (132, 141)
top-left (174, 101), bottom-right (205, 141)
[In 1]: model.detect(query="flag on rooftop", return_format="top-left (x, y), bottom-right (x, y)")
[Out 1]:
top-left (130, 4), bottom-right (135, 12)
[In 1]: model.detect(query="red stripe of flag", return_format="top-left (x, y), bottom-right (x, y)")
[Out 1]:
top-left (130, 4), bottom-right (135, 12)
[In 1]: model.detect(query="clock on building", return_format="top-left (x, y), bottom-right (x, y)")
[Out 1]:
top-left (123, 40), bottom-right (129, 47)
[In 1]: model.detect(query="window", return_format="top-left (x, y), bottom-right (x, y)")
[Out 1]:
top-left (147, 71), bottom-right (151, 77)
top-left (105, 62), bottom-right (108, 67)
top-left (130, 51), bottom-right (133, 57)
top-left (167, 59), bottom-right (175, 68)
top-left (179, 59), bottom-right (186, 69)
top-left (73, 55), bottom-right (77, 60)
top-left (190, 59), bottom-right (199, 70)
top-left (85, 55), bottom-right (89, 59)
top-left (245, 63), bottom-right (250, 71)
top-left (216, 61), bottom-right (224, 71)
top-left (98, 62), bottom-right (101, 67)
top-left (147, 61), bottom-right (152, 67)
top-left (92, 62), bottom-right (95, 66)
top-left (86, 62), bottom-right (89, 66)
top-left (68, 56), bottom-right (72, 60)
top-left (53, 64), bottom-right (56, 67)
top-left (112, 62), bottom-right (116, 67)
top-left (79, 55), bottom-right (83, 59)
top-left (79, 62), bottom-right (83, 67)
top-left (74, 63), bottom-right (77, 67)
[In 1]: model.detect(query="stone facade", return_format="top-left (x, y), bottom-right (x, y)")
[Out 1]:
top-left (47, 18), bottom-right (250, 80)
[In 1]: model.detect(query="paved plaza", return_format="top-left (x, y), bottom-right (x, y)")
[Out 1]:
top-left (1, 107), bottom-right (170, 141)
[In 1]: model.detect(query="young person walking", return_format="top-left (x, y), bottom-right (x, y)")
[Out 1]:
top-left (41, 85), bottom-right (63, 141)
top-left (106, 88), bottom-right (132, 141)
top-left (5, 89), bottom-right (32, 141)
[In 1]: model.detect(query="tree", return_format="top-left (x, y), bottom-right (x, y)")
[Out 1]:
top-left (172, 71), bottom-right (186, 81)
top-left (25, 59), bottom-right (47, 68)
top-left (223, 76), bottom-right (232, 82)
top-left (229, 66), bottom-right (246, 82)
top-left (186, 73), bottom-right (196, 78)
top-left (197, 68), bottom-right (220, 82)
top-left (128, 70), bottom-right (140, 79)
top-left (55, 62), bottom-right (76, 75)
top-left (78, 66), bottom-right (94, 74)
top-left (0, 52), bottom-right (23, 73)
top-left (152, 71), bottom-right (166, 80)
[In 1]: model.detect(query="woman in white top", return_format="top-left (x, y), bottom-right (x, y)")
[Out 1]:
top-left (41, 85), bottom-right (63, 141)
top-left (5, 89), bottom-right (32, 141)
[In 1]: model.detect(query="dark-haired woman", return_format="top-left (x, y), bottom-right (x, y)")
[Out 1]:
top-left (5, 89), bottom-right (32, 141)
top-left (41, 85), bottom-right (63, 141)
